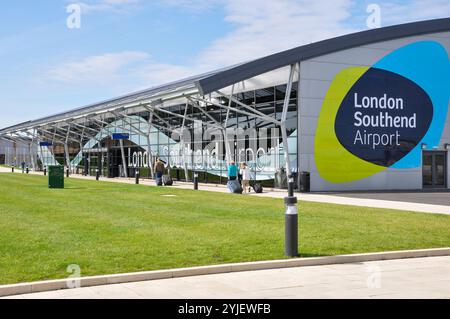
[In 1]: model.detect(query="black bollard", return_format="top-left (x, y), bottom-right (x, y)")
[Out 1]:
top-left (66, 169), bottom-right (69, 178)
top-left (288, 176), bottom-right (295, 197)
top-left (135, 170), bottom-right (140, 184)
top-left (12, 166), bottom-right (14, 173)
top-left (26, 167), bottom-right (29, 174)
top-left (284, 196), bottom-right (298, 257)
top-left (96, 169), bottom-right (100, 181)
top-left (193, 173), bottom-right (199, 190)
top-left (43, 167), bottom-right (47, 176)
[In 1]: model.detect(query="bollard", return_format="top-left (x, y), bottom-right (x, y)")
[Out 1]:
top-left (288, 175), bottom-right (295, 197)
top-left (44, 167), bottom-right (47, 176)
top-left (284, 195), bottom-right (298, 257)
top-left (135, 170), bottom-right (140, 185)
top-left (66, 168), bottom-right (69, 178)
top-left (193, 173), bottom-right (199, 190)
top-left (12, 166), bottom-right (14, 173)
top-left (96, 169), bottom-right (100, 181)
top-left (26, 167), bottom-right (29, 174)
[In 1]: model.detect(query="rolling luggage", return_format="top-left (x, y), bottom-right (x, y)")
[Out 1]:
top-left (253, 183), bottom-right (263, 194)
top-left (227, 179), bottom-right (243, 194)
top-left (163, 175), bottom-right (173, 186)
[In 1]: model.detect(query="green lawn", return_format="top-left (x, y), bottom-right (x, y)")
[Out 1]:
top-left (0, 173), bottom-right (449, 285)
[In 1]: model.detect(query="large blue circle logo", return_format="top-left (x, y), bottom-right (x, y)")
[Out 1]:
top-left (335, 67), bottom-right (433, 167)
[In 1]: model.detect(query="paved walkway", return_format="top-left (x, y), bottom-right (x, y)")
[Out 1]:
top-left (331, 191), bottom-right (450, 206)
top-left (2, 166), bottom-right (450, 215)
top-left (4, 256), bottom-right (450, 299)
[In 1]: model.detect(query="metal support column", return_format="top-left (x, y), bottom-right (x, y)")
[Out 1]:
top-left (119, 139), bottom-right (128, 178)
top-left (223, 85), bottom-right (235, 165)
top-left (79, 141), bottom-right (84, 175)
top-left (181, 101), bottom-right (190, 182)
top-left (281, 64), bottom-right (296, 193)
top-left (147, 113), bottom-right (155, 179)
top-left (64, 125), bottom-right (72, 174)
top-left (13, 141), bottom-right (17, 167)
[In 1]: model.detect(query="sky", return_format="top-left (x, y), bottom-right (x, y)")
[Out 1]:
top-left (0, 0), bottom-right (449, 128)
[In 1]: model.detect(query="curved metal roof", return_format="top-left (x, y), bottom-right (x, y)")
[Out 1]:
top-left (1, 17), bottom-right (449, 135)
top-left (196, 17), bottom-right (450, 95)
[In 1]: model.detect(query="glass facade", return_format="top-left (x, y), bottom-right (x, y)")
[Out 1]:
top-left (28, 83), bottom-right (298, 188)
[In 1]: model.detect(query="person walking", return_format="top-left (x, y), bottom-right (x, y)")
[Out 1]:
top-left (240, 163), bottom-right (251, 194)
top-left (154, 158), bottom-right (165, 186)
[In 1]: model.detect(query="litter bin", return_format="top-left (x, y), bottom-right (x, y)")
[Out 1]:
top-left (299, 171), bottom-right (310, 192)
top-left (48, 165), bottom-right (64, 189)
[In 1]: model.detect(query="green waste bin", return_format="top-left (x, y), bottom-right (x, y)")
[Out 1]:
top-left (48, 165), bottom-right (64, 189)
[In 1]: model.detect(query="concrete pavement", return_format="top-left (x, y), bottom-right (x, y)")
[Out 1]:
top-left (331, 191), bottom-right (450, 206)
top-left (5, 256), bottom-right (450, 299)
top-left (2, 166), bottom-right (450, 215)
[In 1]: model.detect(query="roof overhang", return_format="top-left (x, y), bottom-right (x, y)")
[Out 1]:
top-left (196, 17), bottom-right (450, 95)
top-left (1, 17), bottom-right (449, 136)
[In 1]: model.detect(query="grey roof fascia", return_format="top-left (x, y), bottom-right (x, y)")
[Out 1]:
top-left (196, 18), bottom-right (450, 95)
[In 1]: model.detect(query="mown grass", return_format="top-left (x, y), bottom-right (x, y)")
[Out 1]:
top-left (0, 173), bottom-right (449, 284)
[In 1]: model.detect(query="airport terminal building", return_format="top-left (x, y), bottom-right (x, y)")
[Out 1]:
top-left (0, 18), bottom-right (449, 192)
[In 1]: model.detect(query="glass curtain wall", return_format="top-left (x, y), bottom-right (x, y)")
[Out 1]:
top-left (33, 83), bottom-right (298, 188)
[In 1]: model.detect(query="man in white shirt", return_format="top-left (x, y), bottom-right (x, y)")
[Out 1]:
top-left (240, 163), bottom-right (251, 194)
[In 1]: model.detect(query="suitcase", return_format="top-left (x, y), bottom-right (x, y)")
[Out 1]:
top-left (253, 183), bottom-right (263, 194)
top-left (227, 179), bottom-right (243, 194)
top-left (163, 175), bottom-right (173, 186)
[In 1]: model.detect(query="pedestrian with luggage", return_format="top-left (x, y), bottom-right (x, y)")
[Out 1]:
top-left (154, 158), bottom-right (165, 186)
top-left (240, 162), bottom-right (251, 194)
top-left (227, 161), bottom-right (243, 194)
top-left (228, 161), bottom-right (238, 181)
top-left (162, 164), bottom-right (173, 186)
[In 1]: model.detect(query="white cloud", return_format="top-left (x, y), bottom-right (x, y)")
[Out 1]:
top-left (72, 0), bottom-right (140, 14)
top-left (379, 0), bottom-right (450, 25)
top-left (197, 0), bottom-right (356, 68)
top-left (43, 50), bottom-right (197, 97)
top-left (47, 51), bottom-right (150, 83)
top-left (158, 0), bottom-right (221, 11)
top-left (50, 0), bottom-right (450, 91)
top-left (133, 63), bottom-right (193, 87)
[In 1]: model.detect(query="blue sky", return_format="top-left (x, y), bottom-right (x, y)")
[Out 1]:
top-left (0, 0), bottom-right (449, 128)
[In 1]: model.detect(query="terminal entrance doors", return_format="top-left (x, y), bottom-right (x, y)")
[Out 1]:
top-left (108, 148), bottom-right (122, 178)
top-left (83, 148), bottom-right (108, 177)
top-left (422, 151), bottom-right (447, 189)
